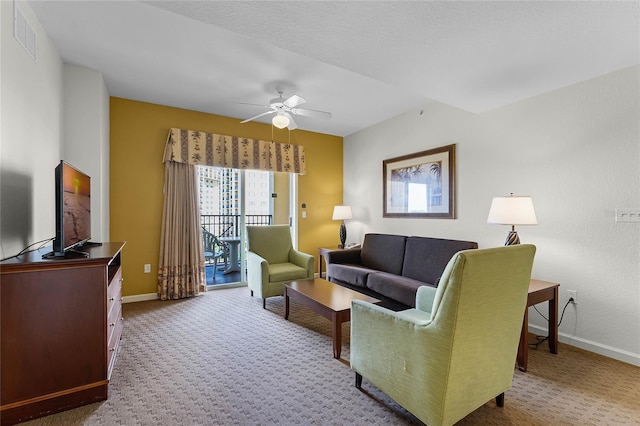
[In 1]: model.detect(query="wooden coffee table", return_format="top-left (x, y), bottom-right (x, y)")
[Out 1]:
top-left (284, 278), bottom-right (381, 359)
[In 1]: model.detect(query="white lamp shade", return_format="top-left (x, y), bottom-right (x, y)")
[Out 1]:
top-left (332, 205), bottom-right (353, 221)
top-left (487, 196), bottom-right (537, 225)
top-left (272, 114), bottom-right (289, 129)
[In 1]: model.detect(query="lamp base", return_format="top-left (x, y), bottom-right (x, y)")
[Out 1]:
top-left (339, 221), bottom-right (347, 249)
top-left (505, 231), bottom-right (520, 246)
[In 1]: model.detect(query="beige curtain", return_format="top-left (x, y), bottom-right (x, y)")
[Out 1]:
top-left (158, 161), bottom-right (206, 300)
top-left (164, 128), bottom-right (307, 174)
top-left (158, 127), bottom-right (305, 300)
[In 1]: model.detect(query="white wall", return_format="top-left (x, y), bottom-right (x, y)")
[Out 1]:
top-left (63, 64), bottom-right (110, 242)
top-left (0, 1), bottom-right (110, 258)
top-left (1, 0), bottom-right (63, 258)
top-left (344, 66), bottom-right (640, 366)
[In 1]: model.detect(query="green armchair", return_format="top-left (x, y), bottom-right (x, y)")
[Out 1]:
top-left (351, 244), bottom-right (536, 426)
top-left (246, 225), bottom-right (314, 308)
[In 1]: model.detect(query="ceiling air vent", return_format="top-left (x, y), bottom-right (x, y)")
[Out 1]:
top-left (14, 4), bottom-right (37, 63)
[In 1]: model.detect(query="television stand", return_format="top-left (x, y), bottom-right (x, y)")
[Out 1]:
top-left (81, 241), bottom-right (103, 248)
top-left (64, 249), bottom-right (89, 258)
top-left (41, 249), bottom-right (89, 259)
top-left (66, 249), bottom-right (90, 258)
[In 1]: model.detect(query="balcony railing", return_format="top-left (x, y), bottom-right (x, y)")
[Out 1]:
top-left (201, 214), bottom-right (272, 237)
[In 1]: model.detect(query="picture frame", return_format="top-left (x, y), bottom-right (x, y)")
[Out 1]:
top-left (383, 144), bottom-right (456, 218)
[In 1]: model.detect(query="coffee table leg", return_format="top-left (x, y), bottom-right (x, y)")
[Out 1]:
top-left (332, 312), bottom-right (343, 359)
top-left (284, 287), bottom-right (290, 320)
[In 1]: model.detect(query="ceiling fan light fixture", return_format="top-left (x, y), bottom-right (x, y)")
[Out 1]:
top-left (272, 113), bottom-right (290, 129)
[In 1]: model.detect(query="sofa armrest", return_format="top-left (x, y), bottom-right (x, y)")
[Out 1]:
top-left (326, 248), bottom-right (362, 265)
top-left (289, 249), bottom-right (315, 278)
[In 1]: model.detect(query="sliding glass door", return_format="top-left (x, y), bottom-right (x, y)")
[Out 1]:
top-left (199, 166), bottom-right (292, 288)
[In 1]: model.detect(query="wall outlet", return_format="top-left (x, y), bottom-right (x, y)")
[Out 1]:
top-left (567, 289), bottom-right (577, 304)
top-left (144, 264), bottom-right (151, 273)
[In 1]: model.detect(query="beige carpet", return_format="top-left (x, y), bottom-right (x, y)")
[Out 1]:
top-left (22, 286), bottom-right (640, 425)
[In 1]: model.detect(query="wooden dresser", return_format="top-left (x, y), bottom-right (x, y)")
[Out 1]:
top-left (0, 242), bottom-right (125, 425)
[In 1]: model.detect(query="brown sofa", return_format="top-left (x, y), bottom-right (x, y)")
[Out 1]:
top-left (326, 233), bottom-right (478, 310)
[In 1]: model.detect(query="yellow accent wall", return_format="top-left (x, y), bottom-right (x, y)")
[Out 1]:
top-left (273, 172), bottom-right (290, 225)
top-left (110, 97), bottom-right (343, 297)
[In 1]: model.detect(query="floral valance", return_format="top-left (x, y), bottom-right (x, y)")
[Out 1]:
top-left (163, 128), bottom-right (306, 175)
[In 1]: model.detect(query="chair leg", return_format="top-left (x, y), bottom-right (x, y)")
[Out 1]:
top-left (355, 373), bottom-right (363, 389)
top-left (496, 393), bottom-right (505, 407)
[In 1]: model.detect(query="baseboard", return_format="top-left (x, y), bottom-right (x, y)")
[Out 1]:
top-left (122, 293), bottom-right (158, 304)
top-left (528, 324), bottom-right (640, 367)
top-left (122, 285), bottom-right (248, 302)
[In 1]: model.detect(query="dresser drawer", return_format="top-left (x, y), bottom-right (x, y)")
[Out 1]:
top-left (106, 266), bottom-right (123, 381)
top-left (107, 297), bottom-right (122, 345)
top-left (107, 311), bottom-right (123, 380)
top-left (107, 268), bottom-right (122, 319)
top-left (107, 294), bottom-right (123, 380)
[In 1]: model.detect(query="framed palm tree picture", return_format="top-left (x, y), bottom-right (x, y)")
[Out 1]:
top-left (383, 144), bottom-right (456, 218)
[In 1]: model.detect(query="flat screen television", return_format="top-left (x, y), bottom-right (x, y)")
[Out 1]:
top-left (52, 161), bottom-right (92, 256)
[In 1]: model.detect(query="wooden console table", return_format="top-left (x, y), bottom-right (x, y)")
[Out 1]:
top-left (0, 242), bottom-right (126, 424)
top-left (518, 279), bottom-right (560, 372)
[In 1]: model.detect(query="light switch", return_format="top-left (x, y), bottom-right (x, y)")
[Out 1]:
top-left (144, 264), bottom-right (151, 273)
top-left (616, 209), bottom-right (640, 223)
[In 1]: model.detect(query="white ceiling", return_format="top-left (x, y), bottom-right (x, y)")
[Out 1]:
top-left (30, 1), bottom-right (639, 137)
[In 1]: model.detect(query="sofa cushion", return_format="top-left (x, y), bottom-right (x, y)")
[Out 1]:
top-left (366, 271), bottom-right (432, 308)
top-left (361, 234), bottom-right (407, 275)
top-left (327, 264), bottom-right (377, 288)
top-left (401, 237), bottom-right (478, 285)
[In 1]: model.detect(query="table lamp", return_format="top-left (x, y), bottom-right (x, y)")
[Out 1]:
top-left (487, 194), bottom-right (537, 245)
top-left (332, 205), bottom-right (352, 248)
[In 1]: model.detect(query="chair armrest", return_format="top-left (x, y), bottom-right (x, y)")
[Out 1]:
top-left (326, 248), bottom-right (362, 265)
top-left (350, 300), bottom-right (433, 376)
top-left (289, 249), bottom-right (315, 277)
top-left (247, 250), bottom-right (269, 284)
top-left (352, 300), bottom-right (432, 328)
top-left (415, 285), bottom-right (437, 316)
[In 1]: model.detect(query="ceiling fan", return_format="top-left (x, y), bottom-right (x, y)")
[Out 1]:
top-left (240, 91), bottom-right (332, 130)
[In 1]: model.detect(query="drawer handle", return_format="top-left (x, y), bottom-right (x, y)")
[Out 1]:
top-left (120, 277), bottom-right (124, 282)
top-left (109, 297), bottom-right (115, 302)
top-left (110, 348), bottom-right (116, 353)
top-left (110, 323), bottom-right (115, 327)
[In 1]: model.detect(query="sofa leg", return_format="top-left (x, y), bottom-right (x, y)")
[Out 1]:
top-left (250, 290), bottom-right (254, 297)
top-left (355, 373), bottom-right (363, 389)
top-left (496, 393), bottom-right (504, 407)
top-left (262, 298), bottom-right (266, 309)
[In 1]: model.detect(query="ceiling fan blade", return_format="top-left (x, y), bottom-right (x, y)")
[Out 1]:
top-left (238, 102), bottom-right (270, 108)
top-left (284, 112), bottom-right (298, 130)
top-left (283, 94), bottom-right (306, 108)
top-left (290, 107), bottom-right (332, 120)
top-left (240, 110), bottom-right (275, 123)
